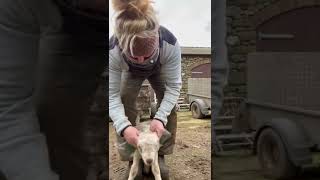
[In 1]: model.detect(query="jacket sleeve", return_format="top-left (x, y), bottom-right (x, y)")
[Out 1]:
top-left (109, 51), bottom-right (132, 135)
top-left (154, 42), bottom-right (182, 125)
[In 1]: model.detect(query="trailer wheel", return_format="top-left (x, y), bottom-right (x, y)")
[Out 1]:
top-left (191, 102), bottom-right (205, 119)
top-left (257, 128), bottom-right (298, 179)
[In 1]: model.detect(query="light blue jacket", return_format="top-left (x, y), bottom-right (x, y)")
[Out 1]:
top-left (109, 26), bottom-right (182, 135)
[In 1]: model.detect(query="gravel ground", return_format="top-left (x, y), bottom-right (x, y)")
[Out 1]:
top-left (109, 111), bottom-right (211, 180)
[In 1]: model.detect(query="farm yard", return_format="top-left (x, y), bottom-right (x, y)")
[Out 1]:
top-left (109, 111), bottom-right (211, 180)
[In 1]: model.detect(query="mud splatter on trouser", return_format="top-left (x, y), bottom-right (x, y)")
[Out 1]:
top-left (115, 70), bottom-right (177, 161)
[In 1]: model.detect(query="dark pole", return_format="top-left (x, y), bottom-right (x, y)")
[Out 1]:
top-left (212, 0), bottom-right (229, 154)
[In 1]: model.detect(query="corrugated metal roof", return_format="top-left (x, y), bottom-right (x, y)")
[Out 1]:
top-left (181, 47), bottom-right (211, 55)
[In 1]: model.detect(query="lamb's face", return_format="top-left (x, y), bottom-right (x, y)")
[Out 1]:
top-left (137, 132), bottom-right (160, 166)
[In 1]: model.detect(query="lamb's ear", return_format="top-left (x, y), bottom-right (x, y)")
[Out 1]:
top-left (160, 129), bottom-right (172, 145)
top-left (116, 141), bottom-right (136, 161)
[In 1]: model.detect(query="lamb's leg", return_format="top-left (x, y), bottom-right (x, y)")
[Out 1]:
top-left (128, 151), bottom-right (140, 180)
top-left (152, 154), bottom-right (162, 180)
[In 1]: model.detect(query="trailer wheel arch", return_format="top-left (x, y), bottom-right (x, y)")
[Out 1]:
top-left (254, 118), bottom-right (312, 167)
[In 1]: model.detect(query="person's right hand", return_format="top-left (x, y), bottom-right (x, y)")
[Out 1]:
top-left (123, 126), bottom-right (140, 147)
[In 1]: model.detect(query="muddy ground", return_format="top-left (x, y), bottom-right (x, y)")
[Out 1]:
top-left (213, 150), bottom-right (320, 180)
top-left (109, 111), bottom-right (211, 180)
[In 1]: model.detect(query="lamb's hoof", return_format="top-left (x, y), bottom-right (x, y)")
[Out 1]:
top-left (158, 155), bottom-right (169, 180)
top-left (124, 161), bottom-right (144, 180)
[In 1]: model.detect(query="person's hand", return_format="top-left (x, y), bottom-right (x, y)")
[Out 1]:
top-left (150, 119), bottom-right (165, 138)
top-left (123, 126), bottom-right (139, 147)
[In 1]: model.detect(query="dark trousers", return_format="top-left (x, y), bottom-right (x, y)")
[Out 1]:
top-left (116, 70), bottom-right (177, 161)
top-left (0, 0), bottom-right (106, 179)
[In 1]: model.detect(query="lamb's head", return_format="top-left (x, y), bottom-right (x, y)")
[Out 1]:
top-left (137, 132), bottom-right (160, 166)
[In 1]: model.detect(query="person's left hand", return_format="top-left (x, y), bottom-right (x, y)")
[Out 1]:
top-left (150, 119), bottom-right (165, 138)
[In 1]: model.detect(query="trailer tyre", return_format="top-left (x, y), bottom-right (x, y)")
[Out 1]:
top-left (191, 102), bottom-right (205, 119)
top-left (257, 128), bottom-right (298, 179)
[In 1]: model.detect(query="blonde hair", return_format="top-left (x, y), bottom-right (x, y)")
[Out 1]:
top-left (112, 0), bottom-right (159, 53)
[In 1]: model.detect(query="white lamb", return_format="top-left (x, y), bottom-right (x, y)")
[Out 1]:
top-left (128, 121), bottom-right (162, 180)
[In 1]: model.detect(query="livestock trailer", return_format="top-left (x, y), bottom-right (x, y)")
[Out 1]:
top-left (235, 52), bottom-right (320, 179)
top-left (187, 78), bottom-right (211, 118)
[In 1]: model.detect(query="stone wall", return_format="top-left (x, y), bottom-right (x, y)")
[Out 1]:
top-left (226, 0), bottom-right (278, 97)
top-left (226, 0), bottom-right (320, 97)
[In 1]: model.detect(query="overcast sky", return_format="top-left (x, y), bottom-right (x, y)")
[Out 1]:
top-left (109, 0), bottom-right (211, 47)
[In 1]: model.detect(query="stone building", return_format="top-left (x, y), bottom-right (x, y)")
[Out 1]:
top-left (180, 47), bottom-right (211, 100)
top-left (226, 0), bottom-right (320, 97)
